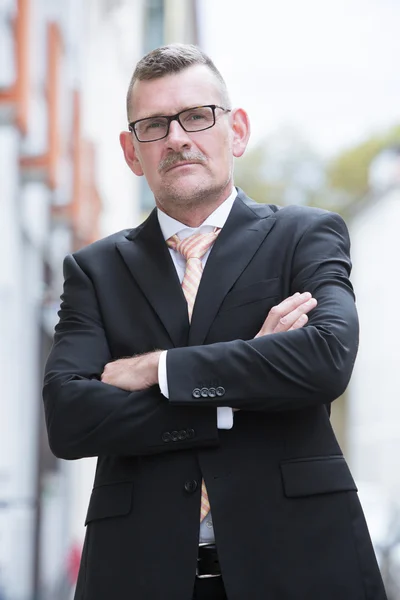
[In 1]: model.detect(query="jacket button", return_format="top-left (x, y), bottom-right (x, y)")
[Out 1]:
top-left (171, 430), bottom-right (179, 442)
top-left (184, 480), bottom-right (198, 493)
top-left (178, 430), bottom-right (187, 440)
top-left (192, 388), bottom-right (201, 398)
top-left (200, 387), bottom-right (209, 398)
top-left (216, 386), bottom-right (225, 397)
top-left (208, 387), bottom-right (216, 398)
top-left (162, 432), bottom-right (171, 442)
top-left (186, 428), bottom-right (195, 439)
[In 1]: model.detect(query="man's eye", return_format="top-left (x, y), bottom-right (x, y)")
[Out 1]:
top-left (185, 112), bottom-right (206, 122)
top-left (145, 120), bottom-right (165, 131)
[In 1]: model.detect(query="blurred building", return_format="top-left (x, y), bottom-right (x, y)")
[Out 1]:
top-left (347, 148), bottom-right (400, 498)
top-left (0, 1), bottom-right (103, 598)
top-left (0, 0), bottom-right (198, 599)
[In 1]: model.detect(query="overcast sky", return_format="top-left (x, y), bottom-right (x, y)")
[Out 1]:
top-left (198, 0), bottom-right (400, 157)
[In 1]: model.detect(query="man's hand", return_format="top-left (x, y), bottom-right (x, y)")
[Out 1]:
top-left (255, 292), bottom-right (317, 338)
top-left (101, 351), bottom-right (162, 392)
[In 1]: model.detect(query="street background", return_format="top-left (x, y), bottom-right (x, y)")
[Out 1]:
top-left (1, 0), bottom-right (400, 598)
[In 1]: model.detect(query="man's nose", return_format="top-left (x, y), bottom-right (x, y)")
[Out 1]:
top-left (166, 119), bottom-right (192, 149)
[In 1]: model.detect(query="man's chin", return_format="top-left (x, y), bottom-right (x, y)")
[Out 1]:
top-left (163, 177), bottom-right (208, 200)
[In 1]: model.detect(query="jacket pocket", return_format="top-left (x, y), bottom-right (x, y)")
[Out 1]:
top-left (280, 455), bottom-right (357, 498)
top-left (219, 278), bottom-right (280, 312)
top-left (85, 481), bottom-right (134, 525)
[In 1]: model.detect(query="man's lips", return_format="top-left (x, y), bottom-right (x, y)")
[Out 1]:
top-left (163, 161), bottom-right (201, 173)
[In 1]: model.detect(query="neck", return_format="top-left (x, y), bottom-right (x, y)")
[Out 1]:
top-left (156, 186), bottom-right (233, 228)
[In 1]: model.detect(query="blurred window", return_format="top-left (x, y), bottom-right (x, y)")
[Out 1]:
top-left (143, 0), bottom-right (164, 54)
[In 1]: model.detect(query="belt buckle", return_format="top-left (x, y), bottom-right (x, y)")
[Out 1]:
top-left (196, 543), bottom-right (222, 579)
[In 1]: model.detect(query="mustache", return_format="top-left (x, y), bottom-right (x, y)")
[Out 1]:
top-left (158, 151), bottom-right (206, 172)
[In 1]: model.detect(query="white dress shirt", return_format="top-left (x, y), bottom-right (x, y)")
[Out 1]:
top-left (157, 188), bottom-right (238, 430)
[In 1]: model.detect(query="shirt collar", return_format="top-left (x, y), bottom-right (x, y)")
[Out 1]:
top-left (157, 188), bottom-right (237, 241)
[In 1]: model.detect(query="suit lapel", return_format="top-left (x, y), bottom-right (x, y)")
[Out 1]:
top-left (188, 192), bottom-right (277, 346)
top-left (116, 210), bottom-right (190, 348)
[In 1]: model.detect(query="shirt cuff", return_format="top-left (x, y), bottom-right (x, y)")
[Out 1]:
top-left (217, 407), bottom-right (233, 429)
top-left (158, 350), bottom-right (169, 398)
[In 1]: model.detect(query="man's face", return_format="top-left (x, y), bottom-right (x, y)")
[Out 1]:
top-left (120, 65), bottom-right (249, 211)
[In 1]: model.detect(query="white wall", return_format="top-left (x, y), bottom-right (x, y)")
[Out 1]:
top-left (0, 131), bottom-right (42, 599)
top-left (348, 188), bottom-right (400, 496)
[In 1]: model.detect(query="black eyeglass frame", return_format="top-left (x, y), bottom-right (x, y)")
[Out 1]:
top-left (128, 104), bottom-right (231, 143)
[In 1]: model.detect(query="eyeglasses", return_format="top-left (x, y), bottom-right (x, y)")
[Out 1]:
top-left (128, 104), bottom-right (231, 143)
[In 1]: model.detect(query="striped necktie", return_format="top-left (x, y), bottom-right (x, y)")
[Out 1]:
top-left (167, 227), bottom-right (221, 520)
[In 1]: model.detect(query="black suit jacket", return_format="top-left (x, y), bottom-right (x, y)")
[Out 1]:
top-left (43, 190), bottom-right (386, 600)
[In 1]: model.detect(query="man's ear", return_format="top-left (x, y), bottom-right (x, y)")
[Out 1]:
top-left (231, 108), bottom-right (251, 158)
top-left (119, 131), bottom-right (144, 176)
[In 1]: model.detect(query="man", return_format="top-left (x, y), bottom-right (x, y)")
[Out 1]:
top-left (43, 44), bottom-right (386, 600)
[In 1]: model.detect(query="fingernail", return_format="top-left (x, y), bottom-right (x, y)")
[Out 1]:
top-left (302, 292), bottom-right (312, 299)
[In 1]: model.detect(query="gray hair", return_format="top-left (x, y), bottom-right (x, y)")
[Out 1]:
top-left (126, 43), bottom-right (231, 119)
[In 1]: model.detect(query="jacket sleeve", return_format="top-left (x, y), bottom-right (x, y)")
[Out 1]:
top-left (43, 254), bottom-right (219, 460)
top-left (166, 212), bottom-right (359, 412)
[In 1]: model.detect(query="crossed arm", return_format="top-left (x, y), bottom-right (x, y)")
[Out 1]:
top-left (43, 212), bottom-right (358, 459)
top-left (100, 292), bottom-right (317, 392)
top-left (44, 288), bottom-right (317, 460)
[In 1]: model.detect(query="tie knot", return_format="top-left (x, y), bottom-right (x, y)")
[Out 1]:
top-left (167, 228), bottom-right (220, 261)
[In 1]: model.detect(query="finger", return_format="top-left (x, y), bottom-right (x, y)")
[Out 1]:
top-left (274, 297), bottom-right (317, 333)
top-left (101, 363), bottom-right (115, 383)
top-left (101, 369), bottom-right (111, 382)
top-left (257, 292), bottom-right (313, 336)
top-left (289, 313), bottom-right (308, 331)
top-left (275, 291), bottom-right (312, 317)
top-left (255, 292), bottom-right (303, 336)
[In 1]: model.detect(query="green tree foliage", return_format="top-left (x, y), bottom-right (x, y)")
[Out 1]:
top-left (234, 127), bottom-right (325, 207)
top-left (234, 123), bottom-right (400, 219)
top-left (327, 124), bottom-right (400, 197)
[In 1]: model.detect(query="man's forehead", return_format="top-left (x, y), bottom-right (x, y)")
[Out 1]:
top-left (129, 65), bottom-right (222, 118)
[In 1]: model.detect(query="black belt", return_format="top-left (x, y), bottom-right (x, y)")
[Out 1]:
top-left (196, 544), bottom-right (221, 578)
